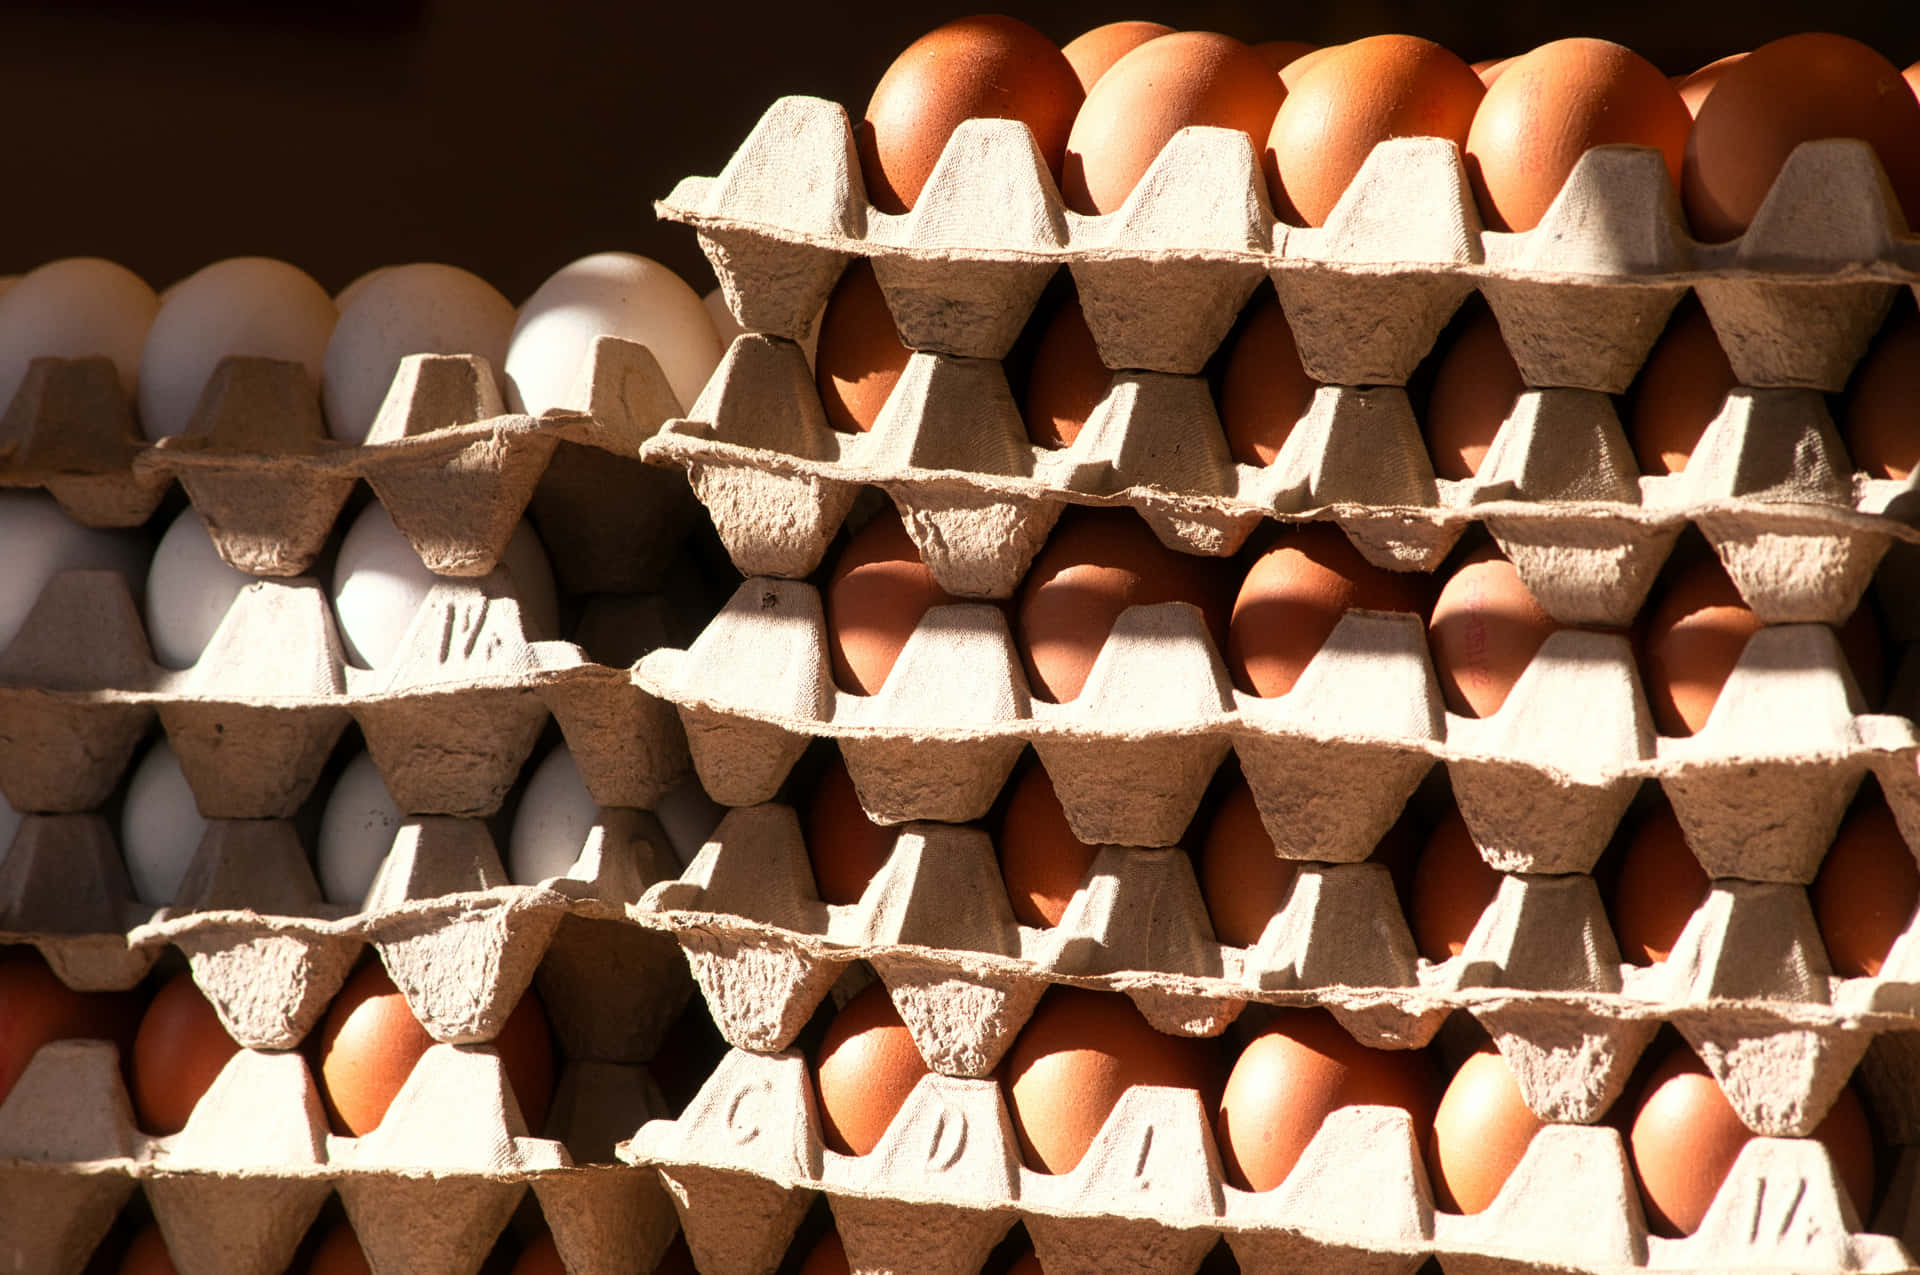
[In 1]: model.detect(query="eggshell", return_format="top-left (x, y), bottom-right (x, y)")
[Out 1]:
top-left (1907, 60), bottom-right (1920, 101)
top-left (508, 745), bottom-right (598, 885)
top-left (121, 740), bottom-right (205, 907)
top-left (824, 509), bottom-right (959, 695)
top-left (1228, 523), bottom-right (1431, 697)
top-left (1254, 41), bottom-right (1316, 74)
top-left (1007, 1254), bottom-right (1044, 1275)
top-left (1465, 38), bottom-right (1690, 233)
top-left (1610, 803), bottom-right (1710, 965)
top-left (1215, 1007), bottom-right (1435, 1191)
top-left (510, 1233), bottom-right (564, 1275)
top-left (0, 257), bottom-right (156, 417)
top-left (1425, 1043), bottom-right (1543, 1213)
top-left (1020, 295), bottom-right (1109, 448)
top-left (813, 981), bottom-right (928, 1155)
top-left (1062, 21), bottom-right (1173, 94)
top-left (1423, 304), bottom-right (1525, 480)
top-left (1843, 302), bottom-right (1920, 479)
top-left (703, 285), bottom-right (744, 350)
top-left (1685, 34), bottom-right (1920, 243)
top-left (1278, 45), bottom-right (1338, 90)
top-left (1675, 52), bottom-right (1746, 118)
top-left (997, 758), bottom-right (1099, 927)
top-left (314, 962), bottom-right (554, 1136)
top-left (0, 950), bottom-right (138, 1106)
top-left (1427, 544), bottom-right (1562, 718)
top-left (316, 752), bottom-right (401, 909)
top-left (1000, 986), bottom-right (1223, 1173)
top-left (798, 1232), bottom-right (850, 1275)
top-left (321, 263), bottom-right (516, 445)
top-left (503, 252), bottom-right (720, 416)
top-left (1625, 297), bottom-right (1737, 475)
top-left (804, 753), bottom-right (896, 905)
top-left (1199, 778), bottom-right (1293, 948)
top-left (1408, 807), bottom-right (1501, 961)
top-left (1015, 508), bottom-right (1234, 702)
top-left (813, 259), bottom-right (910, 434)
top-left (1812, 795), bottom-right (1919, 978)
top-left (131, 971), bottom-right (240, 1135)
top-left (117, 1223), bottom-right (177, 1275)
top-left (1217, 289), bottom-right (1317, 466)
top-left (1629, 1046), bottom-right (1874, 1235)
top-left (1063, 32), bottom-right (1287, 215)
top-left (137, 257), bottom-right (336, 441)
top-left (333, 268), bottom-right (389, 313)
top-left (1264, 35), bottom-right (1483, 227)
top-left (654, 775), bottom-right (726, 870)
top-left (305, 1222), bottom-right (372, 1275)
top-left (0, 490), bottom-right (150, 654)
top-left (145, 508), bottom-right (254, 669)
top-left (1472, 58), bottom-right (1510, 86)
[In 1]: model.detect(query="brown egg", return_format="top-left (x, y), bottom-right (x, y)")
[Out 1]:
top-left (1630, 1046), bottom-right (1875, 1236)
top-left (1063, 32), bottom-right (1288, 215)
top-left (1216, 1008), bottom-right (1436, 1192)
top-left (1473, 58), bottom-right (1510, 86)
top-left (814, 259), bottom-right (910, 434)
top-left (1466, 38), bottom-right (1690, 233)
top-left (132, 972), bottom-right (240, 1135)
top-left (306, 1223), bottom-right (372, 1275)
top-left (1610, 804), bottom-right (1711, 965)
top-left (1908, 60), bottom-right (1920, 101)
top-left (1264, 35), bottom-right (1484, 227)
top-left (1062, 21), bottom-right (1173, 94)
top-left (1428, 544), bottom-right (1562, 719)
top-left (1279, 45), bottom-right (1339, 91)
top-left (798, 1232), bottom-right (850, 1275)
top-left (314, 962), bottom-right (554, 1136)
top-left (1408, 808), bottom-right (1502, 962)
top-left (511, 1233), bottom-right (565, 1275)
top-left (1022, 296), bottom-right (1110, 448)
top-left (860, 16), bottom-right (1084, 215)
top-left (1000, 986), bottom-right (1223, 1173)
top-left (1423, 304), bottom-right (1525, 480)
top-left (1014, 508), bottom-right (1234, 703)
top-left (1199, 779), bottom-right (1293, 948)
top-left (1228, 523), bottom-right (1431, 698)
top-left (804, 753), bottom-right (896, 905)
top-left (824, 509), bottom-right (959, 695)
top-left (1626, 297), bottom-right (1737, 475)
top-left (814, 981), bottom-right (928, 1155)
top-left (997, 759), bottom-right (1098, 927)
top-left (1426, 1043), bottom-right (1544, 1213)
top-left (1674, 52), bottom-right (1746, 118)
top-left (1686, 34), bottom-right (1920, 243)
top-left (118, 1224), bottom-right (177, 1275)
top-left (1812, 795), bottom-right (1919, 978)
top-left (1006, 1253), bottom-right (1044, 1275)
top-left (1844, 303), bottom-right (1920, 479)
top-left (1217, 288), bottom-right (1318, 466)
top-left (0, 949), bottom-right (137, 1106)
top-left (1254, 41), bottom-right (1317, 75)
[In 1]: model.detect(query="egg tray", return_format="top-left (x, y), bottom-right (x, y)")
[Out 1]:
top-left (0, 1040), bottom-right (678, 1275)
top-left (620, 1045), bottom-right (1919, 1275)
top-left (0, 567), bottom-right (689, 820)
top-left (636, 576), bottom-right (1920, 883)
top-left (662, 95), bottom-right (1920, 393)
top-left (648, 331), bottom-right (1917, 627)
top-left (0, 335), bottom-right (698, 593)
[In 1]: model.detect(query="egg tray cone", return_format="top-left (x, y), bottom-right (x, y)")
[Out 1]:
top-left (618, 1045), bottom-right (1917, 1275)
top-left (661, 96), bottom-right (1920, 389)
top-left (0, 335), bottom-right (699, 594)
top-left (0, 566), bottom-right (689, 819)
top-left (0, 1040), bottom-right (679, 1275)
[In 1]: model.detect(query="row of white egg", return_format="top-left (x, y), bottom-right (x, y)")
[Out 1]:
top-left (0, 250), bottom-right (726, 447)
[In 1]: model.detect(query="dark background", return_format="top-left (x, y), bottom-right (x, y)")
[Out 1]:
top-left (6, 0), bottom-right (1919, 301)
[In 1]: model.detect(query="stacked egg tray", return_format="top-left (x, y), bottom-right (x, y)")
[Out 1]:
top-left (650, 95), bottom-right (1920, 629)
top-left (0, 341), bottom-right (722, 1273)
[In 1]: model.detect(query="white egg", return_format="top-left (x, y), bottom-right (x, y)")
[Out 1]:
top-left (655, 775), bottom-right (726, 868)
top-left (145, 509), bottom-right (254, 669)
top-left (504, 252), bottom-right (720, 417)
top-left (137, 257), bottom-right (337, 441)
top-left (0, 491), bottom-right (149, 654)
top-left (703, 286), bottom-right (744, 349)
top-left (0, 258), bottom-right (157, 418)
top-left (322, 263), bottom-right (517, 446)
top-left (0, 794), bottom-right (20, 870)
top-left (333, 266), bottom-right (391, 313)
top-left (316, 751), bottom-right (400, 907)
top-left (330, 503), bottom-right (558, 669)
top-left (120, 739), bottom-right (204, 906)
top-left (508, 744), bottom-right (598, 884)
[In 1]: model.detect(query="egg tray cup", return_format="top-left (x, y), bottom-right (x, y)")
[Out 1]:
top-left (0, 332), bottom-right (699, 595)
top-left (619, 1044), bottom-right (1918, 1275)
top-left (0, 561), bottom-right (690, 821)
top-left (0, 1038), bottom-right (678, 1275)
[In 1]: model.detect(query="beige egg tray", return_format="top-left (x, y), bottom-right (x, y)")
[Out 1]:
top-left (621, 1045), bottom-right (1918, 1275)
top-left (0, 338), bottom-right (697, 593)
top-left (0, 1040), bottom-right (677, 1275)
top-left (0, 568), bottom-right (689, 819)
top-left (637, 576), bottom-right (1917, 882)
top-left (663, 95), bottom-right (1919, 390)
